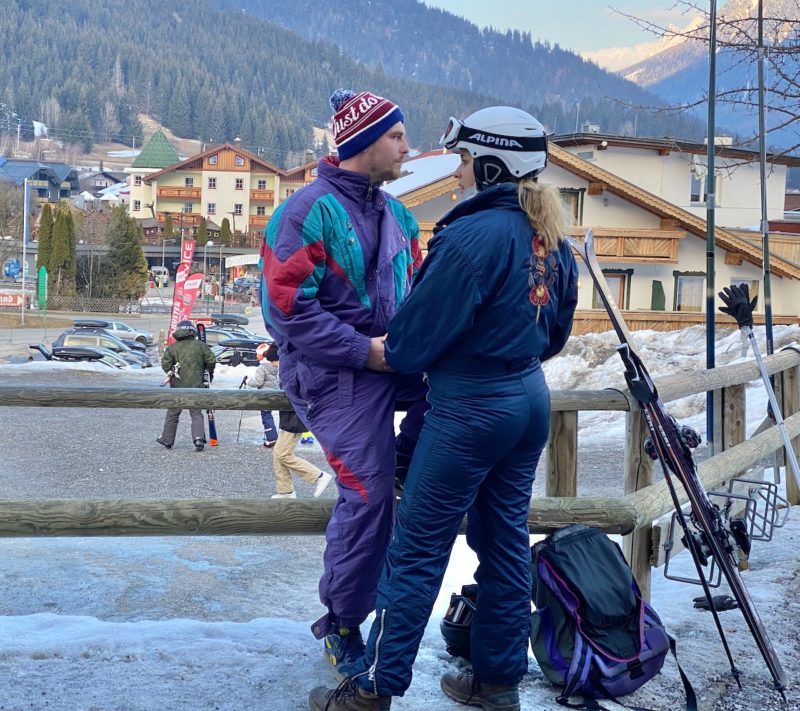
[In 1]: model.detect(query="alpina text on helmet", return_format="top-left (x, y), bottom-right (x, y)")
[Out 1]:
top-left (468, 132), bottom-right (523, 148)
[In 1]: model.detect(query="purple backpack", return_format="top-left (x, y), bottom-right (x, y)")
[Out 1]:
top-left (530, 526), bottom-right (696, 710)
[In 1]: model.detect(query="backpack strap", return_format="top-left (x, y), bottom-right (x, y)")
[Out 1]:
top-left (555, 634), bottom-right (697, 711)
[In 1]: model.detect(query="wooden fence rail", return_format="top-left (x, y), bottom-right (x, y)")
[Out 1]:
top-left (1, 347), bottom-right (799, 601)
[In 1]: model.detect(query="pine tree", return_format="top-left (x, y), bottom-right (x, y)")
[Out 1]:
top-left (49, 208), bottom-right (71, 295)
top-left (164, 213), bottom-right (174, 240)
top-left (220, 217), bottom-right (232, 246)
top-left (99, 206), bottom-right (149, 299)
top-left (197, 217), bottom-right (208, 246)
top-left (37, 204), bottom-right (53, 274)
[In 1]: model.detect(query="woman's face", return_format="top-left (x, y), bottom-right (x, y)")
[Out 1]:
top-left (454, 149), bottom-right (475, 192)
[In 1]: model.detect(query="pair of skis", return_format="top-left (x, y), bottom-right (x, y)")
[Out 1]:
top-left (196, 323), bottom-right (219, 446)
top-left (570, 230), bottom-right (787, 696)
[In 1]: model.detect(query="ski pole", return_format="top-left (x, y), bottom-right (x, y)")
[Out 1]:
top-left (745, 330), bottom-right (800, 491)
top-left (719, 284), bottom-right (800, 492)
top-left (236, 376), bottom-right (247, 444)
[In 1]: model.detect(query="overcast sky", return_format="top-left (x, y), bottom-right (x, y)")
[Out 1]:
top-left (421, 1), bottom-right (696, 53)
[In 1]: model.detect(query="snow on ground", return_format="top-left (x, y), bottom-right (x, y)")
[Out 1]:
top-left (0, 325), bottom-right (798, 710)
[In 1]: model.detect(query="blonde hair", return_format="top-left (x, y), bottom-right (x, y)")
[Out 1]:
top-left (517, 179), bottom-right (567, 252)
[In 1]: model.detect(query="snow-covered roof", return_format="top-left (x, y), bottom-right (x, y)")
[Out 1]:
top-left (384, 152), bottom-right (460, 197)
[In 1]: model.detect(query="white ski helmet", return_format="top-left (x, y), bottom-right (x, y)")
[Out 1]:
top-left (440, 106), bottom-right (548, 190)
top-left (256, 342), bottom-right (270, 361)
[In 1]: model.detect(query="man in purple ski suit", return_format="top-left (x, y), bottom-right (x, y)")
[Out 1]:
top-left (261, 88), bottom-right (426, 674)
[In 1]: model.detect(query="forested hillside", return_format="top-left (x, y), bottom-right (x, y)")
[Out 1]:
top-left (0, 0), bottom-right (705, 168)
top-left (216, 0), bottom-right (707, 139)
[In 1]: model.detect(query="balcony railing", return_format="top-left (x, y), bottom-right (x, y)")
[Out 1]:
top-left (157, 186), bottom-right (201, 199)
top-left (250, 189), bottom-right (274, 201)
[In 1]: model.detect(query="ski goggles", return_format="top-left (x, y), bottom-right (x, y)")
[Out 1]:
top-left (440, 116), bottom-right (549, 153)
top-left (440, 117), bottom-right (472, 150)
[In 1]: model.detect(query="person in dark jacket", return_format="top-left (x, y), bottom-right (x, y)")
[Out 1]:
top-left (262, 88), bottom-right (428, 675)
top-left (157, 319), bottom-right (216, 452)
top-left (309, 107), bottom-right (579, 711)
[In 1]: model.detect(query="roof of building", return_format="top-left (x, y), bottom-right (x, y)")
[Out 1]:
top-left (283, 159), bottom-right (317, 180)
top-left (0, 159), bottom-right (79, 189)
top-left (384, 152), bottom-right (460, 199)
top-left (387, 147), bottom-right (800, 280)
top-left (551, 132), bottom-right (800, 167)
top-left (143, 142), bottom-right (284, 182)
top-left (131, 129), bottom-right (181, 169)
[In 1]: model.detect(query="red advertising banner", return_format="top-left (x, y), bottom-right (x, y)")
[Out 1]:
top-left (0, 292), bottom-right (24, 307)
top-left (165, 240), bottom-right (198, 344)
top-left (173, 272), bottom-right (205, 326)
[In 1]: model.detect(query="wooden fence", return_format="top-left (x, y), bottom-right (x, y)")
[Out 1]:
top-left (0, 347), bottom-right (798, 600)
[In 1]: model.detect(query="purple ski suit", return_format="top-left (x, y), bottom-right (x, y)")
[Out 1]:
top-left (261, 157), bottom-right (427, 632)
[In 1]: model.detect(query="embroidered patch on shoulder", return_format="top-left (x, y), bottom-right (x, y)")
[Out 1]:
top-left (528, 235), bottom-right (558, 322)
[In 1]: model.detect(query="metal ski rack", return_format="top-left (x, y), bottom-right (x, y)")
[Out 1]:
top-left (711, 476), bottom-right (790, 542)
top-left (663, 506), bottom-right (722, 587)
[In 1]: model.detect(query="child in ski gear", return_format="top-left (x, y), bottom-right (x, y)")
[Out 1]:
top-left (309, 106), bottom-right (578, 711)
top-left (265, 347), bottom-right (333, 499)
top-left (262, 87), bottom-right (428, 677)
top-left (157, 320), bottom-right (216, 452)
top-left (245, 342), bottom-right (279, 447)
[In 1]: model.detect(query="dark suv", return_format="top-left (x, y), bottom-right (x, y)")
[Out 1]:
top-left (52, 328), bottom-right (152, 367)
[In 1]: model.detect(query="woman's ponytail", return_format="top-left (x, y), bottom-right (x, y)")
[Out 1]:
top-left (517, 179), bottom-right (567, 252)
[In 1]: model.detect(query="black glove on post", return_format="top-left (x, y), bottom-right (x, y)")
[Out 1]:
top-left (718, 283), bottom-right (757, 329)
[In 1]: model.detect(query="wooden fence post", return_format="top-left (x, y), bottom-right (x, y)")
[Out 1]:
top-left (781, 364), bottom-right (800, 504)
top-left (546, 411), bottom-right (578, 498)
top-left (622, 409), bottom-right (653, 600)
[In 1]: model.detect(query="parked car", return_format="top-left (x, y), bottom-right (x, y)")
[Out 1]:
top-left (209, 313), bottom-right (262, 339)
top-left (198, 327), bottom-right (243, 346)
top-left (211, 337), bottom-right (269, 367)
top-left (63, 326), bottom-right (148, 353)
top-left (52, 328), bottom-right (151, 367)
top-left (149, 266), bottom-right (169, 287)
top-left (28, 344), bottom-right (144, 369)
top-left (73, 318), bottom-right (154, 345)
top-left (232, 277), bottom-right (260, 294)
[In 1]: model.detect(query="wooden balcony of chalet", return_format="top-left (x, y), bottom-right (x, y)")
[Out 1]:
top-left (564, 225), bottom-right (685, 262)
top-left (250, 189), bottom-right (274, 202)
top-left (249, 215), bottom-right (269, 229)
top-left (157, 186), bottom-right (202, 200)
top-left (155, 212), bottom-right (203, 227)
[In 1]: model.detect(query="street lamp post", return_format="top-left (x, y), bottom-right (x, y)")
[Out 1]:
top-left (227, 211), bottom-right (237, 245)
top-left (203, 240), bottom-right (211, 276)
top-left (203, 240), bottom-right (214, 314)
top-left (218, 241), bottom-right (226, 314)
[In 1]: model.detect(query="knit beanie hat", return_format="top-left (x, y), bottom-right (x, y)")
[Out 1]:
top-left (329, 89), bottom-right (404, 160)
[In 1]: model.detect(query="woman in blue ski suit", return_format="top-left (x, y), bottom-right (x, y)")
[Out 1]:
top-left (310, 106), bottom-right (579, 711)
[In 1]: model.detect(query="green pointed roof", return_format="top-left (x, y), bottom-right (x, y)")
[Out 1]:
top-left (131, 129), bottom-right (181, 169)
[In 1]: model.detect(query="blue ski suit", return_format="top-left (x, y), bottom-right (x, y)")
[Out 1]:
top-left (352, 182), bottom-right (579, 696)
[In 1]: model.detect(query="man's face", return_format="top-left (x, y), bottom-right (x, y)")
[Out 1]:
top-left (362, 122), bottom-right (409, 182)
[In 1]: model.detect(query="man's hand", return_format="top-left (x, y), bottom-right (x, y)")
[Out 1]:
top-left (366, 336), bottom-right (393, 372)
top-left (719, 284), bottom-right (757, 329)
